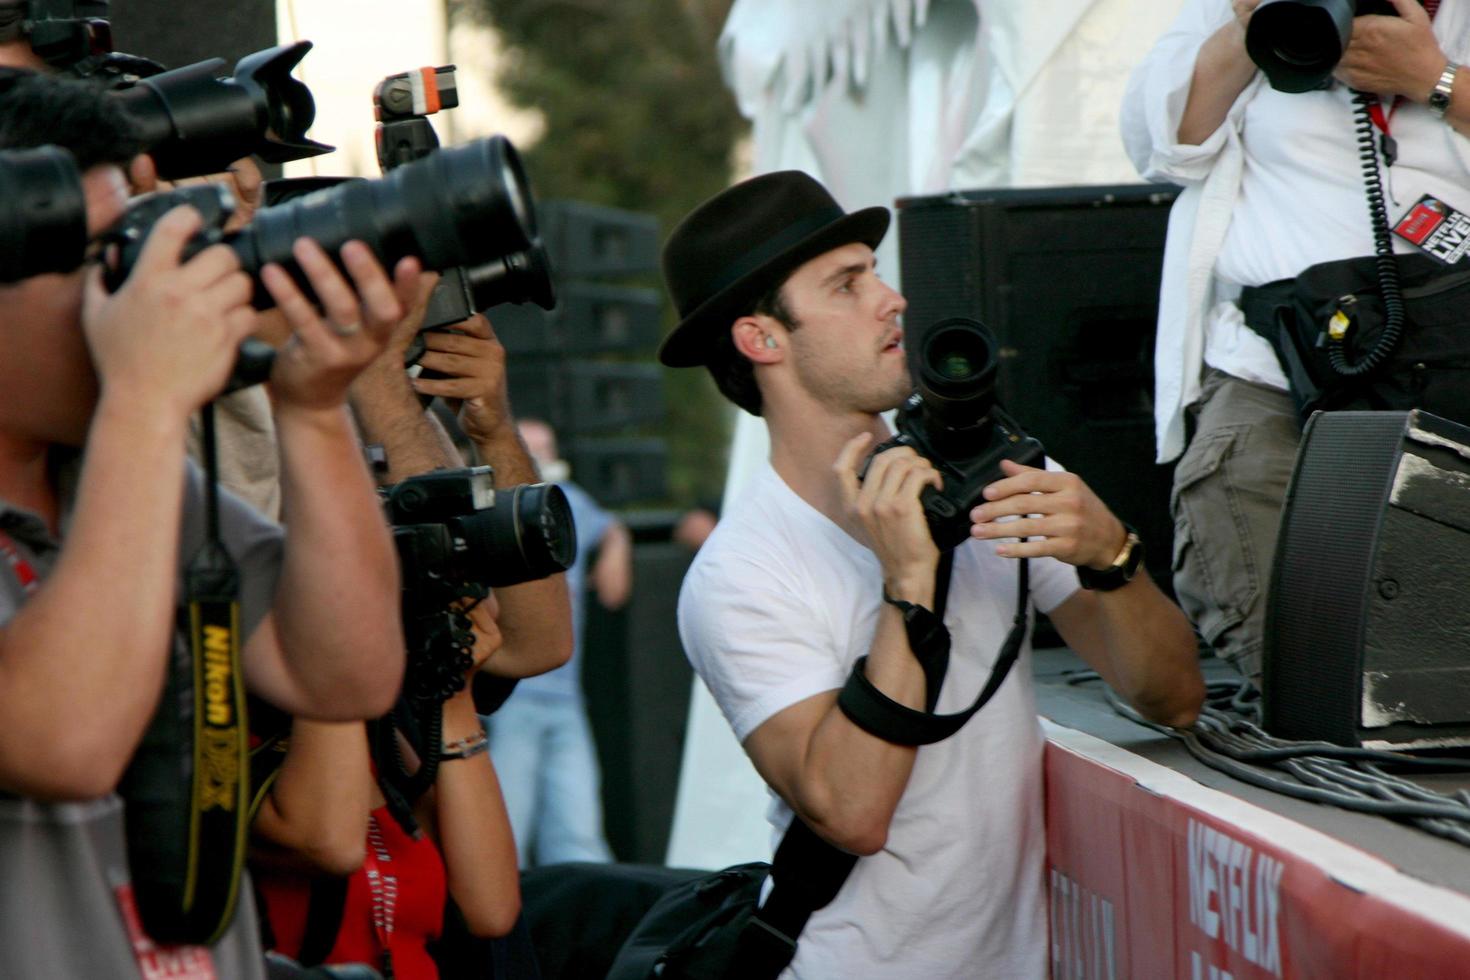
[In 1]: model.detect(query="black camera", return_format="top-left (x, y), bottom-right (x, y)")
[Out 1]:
top-left (108, 40), bottom-right (332, 180)
top-left (101, 134), bottom-right (540, 390)
top-left (371, 64), bottom-right (555, 348)
top-left (867, 316), bottom-right (1044, 550)
top-left (1246, 0), bottom-right (1397, 93)
top-left (2, 0), bottom-right (112, 69)
top-left (0, 145), bottom-right (88, 282)
top-left (381, 465), bottom-right (577, 593)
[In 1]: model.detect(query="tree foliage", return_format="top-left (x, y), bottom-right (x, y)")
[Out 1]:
top-left (457, 0), bottom-right (748, 507)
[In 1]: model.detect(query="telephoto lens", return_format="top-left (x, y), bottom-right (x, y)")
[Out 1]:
top-left (105, 135), bottom-right (539, 310)
top-left (0, 145), bottom-right (88, 283)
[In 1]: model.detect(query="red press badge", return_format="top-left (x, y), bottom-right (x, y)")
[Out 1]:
top-left (1394, 194), bottom-right (1470, 265)
top-left (114, 883), bottom-right (218, 980)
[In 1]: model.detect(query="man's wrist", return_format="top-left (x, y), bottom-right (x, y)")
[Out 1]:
top-left (882, 565), bottom-right (936, 608)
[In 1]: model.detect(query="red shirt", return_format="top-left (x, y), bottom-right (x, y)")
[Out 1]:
top-left (257, 805), bottom-right (448, 980)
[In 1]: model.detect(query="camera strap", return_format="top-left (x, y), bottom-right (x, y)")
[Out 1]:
top-left (838, 554), bottom-right (1031, 746)
top-left (123, 402), bottom-right (251, 945)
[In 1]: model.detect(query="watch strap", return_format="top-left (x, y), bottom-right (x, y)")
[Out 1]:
top-left (1430, 62), bottom-right (1458, 119)
top-left (1076, 523), bottom-right (1144, 592)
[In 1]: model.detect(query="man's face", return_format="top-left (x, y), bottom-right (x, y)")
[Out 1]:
top-left (0, 162), bottom-right (130, 445)
top-left (778, 241), bottom-right (910, 415)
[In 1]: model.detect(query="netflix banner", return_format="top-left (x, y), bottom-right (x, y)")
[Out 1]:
top-left (1043, 722), bottom-right (1470, 980)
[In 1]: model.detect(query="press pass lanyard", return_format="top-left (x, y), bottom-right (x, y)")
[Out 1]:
top-left (364, 814), bottom-right (400, 980)
top-left (1364, 0), bottom-right (1441, 166)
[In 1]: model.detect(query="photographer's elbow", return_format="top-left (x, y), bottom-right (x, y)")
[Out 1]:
top-left (463, 893), bottom-right (522, 939)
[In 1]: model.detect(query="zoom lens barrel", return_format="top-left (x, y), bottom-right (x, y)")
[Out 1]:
top-left (915, 316), bottom-right (999, 431)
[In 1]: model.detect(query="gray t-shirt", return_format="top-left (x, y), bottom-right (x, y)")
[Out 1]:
top-left (0, 455), bottom-right (283, 979)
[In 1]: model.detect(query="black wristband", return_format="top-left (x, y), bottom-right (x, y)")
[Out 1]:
top-left (880, 590), bottom-right (951, 662)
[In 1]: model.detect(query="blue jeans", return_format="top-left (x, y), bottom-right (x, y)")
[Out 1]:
top-left (483, 692), bottom-right (614, 867)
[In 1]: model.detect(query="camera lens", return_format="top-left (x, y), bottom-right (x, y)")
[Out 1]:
top-left (1245, 0), bottom-right (1355, 93)
top-left (915, 316), bottom-right (999, 430)
top-left (0, 146), bottom-right (88, 283)
top-left (451, 482), bottom-right (577, 588)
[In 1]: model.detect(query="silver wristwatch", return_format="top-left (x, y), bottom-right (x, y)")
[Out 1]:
top-left (1430, 63), bottom-right (1458, 120)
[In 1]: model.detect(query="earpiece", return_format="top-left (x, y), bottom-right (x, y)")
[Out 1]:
top-left (764, 336), bottom-right (778, 349)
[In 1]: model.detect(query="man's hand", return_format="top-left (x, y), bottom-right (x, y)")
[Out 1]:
top-left (126, 156), bottom-right (265, 233)
top-left (261, 240), bottom-right (421, 413)
top-left (970, 459), bottom-right (1126, 570)
top-left (1335, 0), bottom-right (1444, 99)
top-left (833, 433), bottom-right (942, 601)
top-left (82, 205), bottom-right (256, 417)
top-left (410, 314), bottom-right (515, 444)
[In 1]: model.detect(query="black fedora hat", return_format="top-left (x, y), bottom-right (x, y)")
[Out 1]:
top-left (657, 170), bottom-right (890, 368)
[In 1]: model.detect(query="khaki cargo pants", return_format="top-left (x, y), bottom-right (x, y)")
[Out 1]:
top-left (1171, 369), bottom-right (1302, 686)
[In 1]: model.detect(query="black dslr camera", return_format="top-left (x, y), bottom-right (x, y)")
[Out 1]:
top-left (0, 145), bottom-right (87, 282)
top-left (382, 465), bottom-right (576, 595)
top-left (380, 465), bottom-right (576, 707)
top-left (867, 316), bottom-right (1044, 550)
top-left (101, 134), bottom-right (541, 391)
top-left (1246, 0), bottom-right (1398, 93)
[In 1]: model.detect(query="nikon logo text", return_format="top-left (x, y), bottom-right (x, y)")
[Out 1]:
top-left (203, 624), bottom-right (233, 727)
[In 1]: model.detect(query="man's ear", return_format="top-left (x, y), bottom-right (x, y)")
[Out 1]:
top-left (733, 316), bottom-right (784, 364)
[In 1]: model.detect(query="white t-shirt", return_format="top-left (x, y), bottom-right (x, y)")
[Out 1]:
top-left (678, 462), bottom-right (1080, 979)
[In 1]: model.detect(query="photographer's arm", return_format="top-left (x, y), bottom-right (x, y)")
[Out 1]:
top-left (971, 460), bottom-right (1204, 728)
top-left (1177, 2), bottom-right (1261, 146)
top-left (740, 436), bottom-right (936, 856)
top-left (0, 208), bottom-right (257, 798)
top-left (240, 240), bottom-right (420, 720)
top-left (414, 603), bottom-right (521, 937)
top-left (250, 720), bottom-right (372, 876)
top-left (348, 272), bottom-right (469, 482)
top-left (412, 315), bottom-right (574, 678)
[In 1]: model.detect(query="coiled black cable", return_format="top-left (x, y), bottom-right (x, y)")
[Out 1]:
top-left (1328, 90), bottom-right (1407, 377)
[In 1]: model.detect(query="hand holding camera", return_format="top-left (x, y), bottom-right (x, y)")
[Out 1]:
top-left (1333, 0), bottom-right (1442, 99)
top-left (81, 203), bottom-right (255, 419)
top-left (409, 313), bottom-right (514, 445)
top-left (835, 432), bottom-right (942, 600)
top-left (260, 236), bottom-right (421, 415)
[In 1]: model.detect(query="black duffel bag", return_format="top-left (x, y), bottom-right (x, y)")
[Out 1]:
top-left (1243, 252), bottom-right (1470, 425)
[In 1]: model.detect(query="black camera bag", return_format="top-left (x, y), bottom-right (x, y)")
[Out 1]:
top-left (1242, 252), bottom-right (1470, 425)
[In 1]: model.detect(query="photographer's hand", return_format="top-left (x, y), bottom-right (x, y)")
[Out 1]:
top-left (969, 459), bottom-right (1126, 570)
top-left (82, 205), bottom-right (256, 417)
top-left (833, 433), bottom-right (942, 603)
top-left (409, 314), bottom-right (515, 445)
top-left (1336, 0), bottom-right (1444, 100)
top-left (262, 239), bottom-right (421, 412)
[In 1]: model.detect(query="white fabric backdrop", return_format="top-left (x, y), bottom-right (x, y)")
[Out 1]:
top-left (665, 0), bottom-right (1186, 869)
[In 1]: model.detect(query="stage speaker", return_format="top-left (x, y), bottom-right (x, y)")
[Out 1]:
top-left (581, 516), bottom-right (696, 863)
top-left (1264, 409), bottom-right (1470, 748)
top-left (897, 184), bottom-right (1180, 594)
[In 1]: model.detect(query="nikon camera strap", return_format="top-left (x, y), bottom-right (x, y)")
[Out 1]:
top-left (120, 402), bottom-right (250, 945)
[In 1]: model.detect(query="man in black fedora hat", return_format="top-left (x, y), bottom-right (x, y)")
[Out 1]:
top-left (663, 170), bottom-right (1203, 977)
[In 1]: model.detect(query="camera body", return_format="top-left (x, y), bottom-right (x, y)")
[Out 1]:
top-left (4, 0), bottom-right (113, 69)
top-left (866, 317), bottom-right (1045, 550)
top-left (1246, 0), bottom-right (1398, 93)
top-left (381, 465), bottom-right (577, 594)
top-left (0, 145), bottom-right (88, 283)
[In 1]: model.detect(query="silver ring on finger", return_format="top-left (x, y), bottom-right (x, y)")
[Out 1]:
top-left (330, 320), bottom-right (363, 337)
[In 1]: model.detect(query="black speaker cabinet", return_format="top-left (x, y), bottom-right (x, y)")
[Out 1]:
top-left (1264, 410), bottom-right (1470, 748)
top-left (896, 184), bottom-right (1180, 592)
